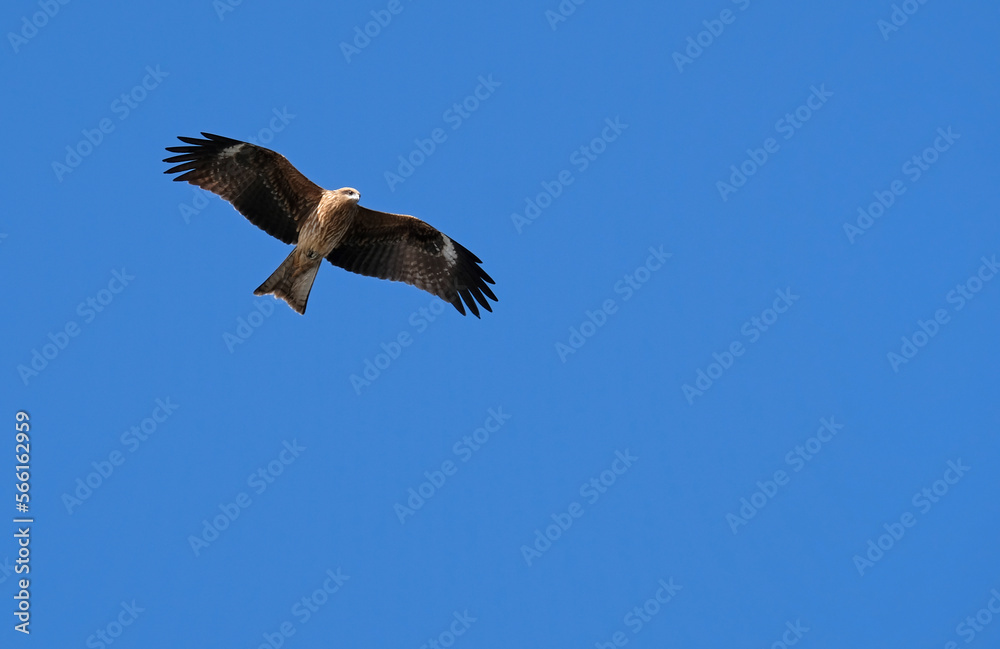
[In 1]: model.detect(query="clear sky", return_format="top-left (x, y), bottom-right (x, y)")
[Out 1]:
top-left (3, 1), bottom-right (1000, 647)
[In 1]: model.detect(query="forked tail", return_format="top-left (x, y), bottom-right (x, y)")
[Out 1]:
top-left (254, 248), bottom-right (322, 315)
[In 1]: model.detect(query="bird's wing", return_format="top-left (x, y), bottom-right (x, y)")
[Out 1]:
top-left (326, 207), bottom-right (497, 317)
top-left (163, 133), bottom-right (323, 244)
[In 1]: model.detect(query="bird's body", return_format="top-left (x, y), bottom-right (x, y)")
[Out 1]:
top-left (163, 133), bottom-right (496, 316)
top-left (254, 188), bottom-right (359, 313)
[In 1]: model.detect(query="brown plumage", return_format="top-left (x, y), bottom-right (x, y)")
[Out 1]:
top-left (163, 133), bottom-right (497, 316)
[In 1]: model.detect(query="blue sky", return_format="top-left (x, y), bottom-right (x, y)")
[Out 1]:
top-left (3, 0), bottom-right (1000, 647)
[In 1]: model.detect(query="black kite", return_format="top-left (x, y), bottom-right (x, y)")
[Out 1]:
top-left (163, 133), bottom-right (497, 316)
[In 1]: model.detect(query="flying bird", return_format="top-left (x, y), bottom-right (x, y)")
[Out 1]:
top-left (163, 133), bottom-right (497, 316)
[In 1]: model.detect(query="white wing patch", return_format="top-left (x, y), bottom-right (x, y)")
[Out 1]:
top-left (219, 144), bottom-right (244, 159)
top-left (440, 235), bottom-right (458, 267)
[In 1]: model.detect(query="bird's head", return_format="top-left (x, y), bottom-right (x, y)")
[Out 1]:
top-left (337, 187), bottom-right (361, 203)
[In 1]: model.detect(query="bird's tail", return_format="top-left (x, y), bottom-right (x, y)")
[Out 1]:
top-left (254, 248), bottom-right (322, 315)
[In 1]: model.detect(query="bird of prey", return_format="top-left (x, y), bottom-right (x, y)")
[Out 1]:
top-left (163, 133), bottom-right (497, 316)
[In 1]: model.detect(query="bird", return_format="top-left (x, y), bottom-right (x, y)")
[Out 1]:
top-left (163, 132), bottom-right (497, 316)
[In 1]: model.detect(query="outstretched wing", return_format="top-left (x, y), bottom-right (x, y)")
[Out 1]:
top-left (326, 207), bottom-right (497, 317)
top-left (163, 133), bottom-right (323, 244)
